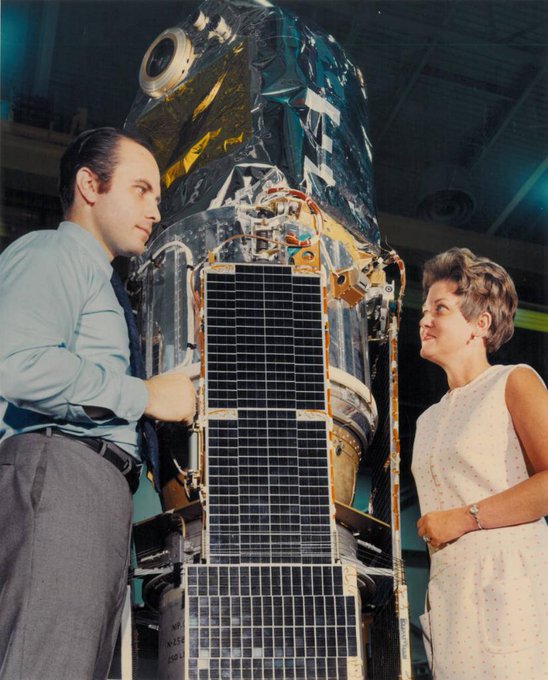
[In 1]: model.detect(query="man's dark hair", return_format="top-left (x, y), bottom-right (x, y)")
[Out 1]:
top-left (59, 127), bottom-right (153, 214)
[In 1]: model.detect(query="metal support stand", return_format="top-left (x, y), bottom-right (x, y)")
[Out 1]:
top-left (388, 317), bottom-right (412, 680)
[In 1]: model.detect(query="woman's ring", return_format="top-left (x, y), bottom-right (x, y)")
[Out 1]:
top-left (423, 536), bottom-right (431, 543)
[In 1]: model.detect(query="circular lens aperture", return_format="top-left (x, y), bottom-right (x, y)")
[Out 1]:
top-left (139, 27), bottom-right (195, 98)
top-left (146, 38), bottom-right (175, 78)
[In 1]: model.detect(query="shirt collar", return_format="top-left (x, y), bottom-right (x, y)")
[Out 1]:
top-left (58, 221), bottom-right (113, 277)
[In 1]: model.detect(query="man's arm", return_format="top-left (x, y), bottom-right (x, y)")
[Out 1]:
top-left (0, 238), bottom-right (146, 424)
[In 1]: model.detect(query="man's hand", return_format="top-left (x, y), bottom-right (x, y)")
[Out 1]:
top-left (144, 373), bottom-right (196, 425)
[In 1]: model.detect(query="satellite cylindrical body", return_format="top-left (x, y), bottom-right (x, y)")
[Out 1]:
top-left (126, 0), bottom-right (387, 504)
top-left (128, 2), bottom-right (406, 677)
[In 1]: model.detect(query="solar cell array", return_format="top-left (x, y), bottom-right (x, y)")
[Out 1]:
top-left (207, 411), bottom-right (332, 564)
top-left (205, 265), bottom-right (326, 411)
top-left (204, 265), bottom-right (333, 564)
top-left (185, 565), bottom-right (360, 680)
top-left (195, 264), bottom-right (362, 678)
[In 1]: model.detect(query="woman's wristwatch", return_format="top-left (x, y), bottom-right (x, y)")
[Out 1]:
top-left (469, 503), bottom-right (484, 530)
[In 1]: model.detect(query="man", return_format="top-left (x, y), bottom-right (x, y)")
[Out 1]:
top-left (0, 127), bottom-right (194, 679)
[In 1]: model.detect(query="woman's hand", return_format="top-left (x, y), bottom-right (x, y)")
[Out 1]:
top-left (417, 507), bottom-right (475, 548)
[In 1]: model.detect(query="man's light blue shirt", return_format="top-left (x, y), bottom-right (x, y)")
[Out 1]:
top-left (0, 221), bottom-right (148, 458)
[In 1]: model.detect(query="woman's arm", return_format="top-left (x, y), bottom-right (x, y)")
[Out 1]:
top-left (417, 366), bottom-right (548, 547)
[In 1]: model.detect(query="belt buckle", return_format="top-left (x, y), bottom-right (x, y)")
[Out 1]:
top-left (120, 457), bottom-right (132, 476)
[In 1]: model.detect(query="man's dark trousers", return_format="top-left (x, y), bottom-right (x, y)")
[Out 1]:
top-left (0, 431), bottom-right (133, 680)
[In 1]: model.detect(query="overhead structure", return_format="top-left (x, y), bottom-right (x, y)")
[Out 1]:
top-left (127, 1), bottom-right (410, 677)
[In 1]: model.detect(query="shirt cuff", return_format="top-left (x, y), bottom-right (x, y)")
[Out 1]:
top-left (120, 376), bottom-right (149, 421)
top-left (66, 375), bottom-right (148, 425)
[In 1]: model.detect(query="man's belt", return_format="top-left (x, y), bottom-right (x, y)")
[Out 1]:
top-left (37, 428), bottom-right (141, 494)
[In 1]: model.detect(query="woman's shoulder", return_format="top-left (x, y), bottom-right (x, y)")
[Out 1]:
top-left (485, 364), bottom-right (547, 425)
top-left (505, 364), bottom-right (546, 397)
top-left (480, 363), bottom-right (544, 390)
top-left (488, 364), bottom-right (546, 392)
top-left (415, 400), bottom-right (441, 428)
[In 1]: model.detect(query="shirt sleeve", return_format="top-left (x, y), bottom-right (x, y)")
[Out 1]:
top-left (0, 236), bottom-right (148, 425)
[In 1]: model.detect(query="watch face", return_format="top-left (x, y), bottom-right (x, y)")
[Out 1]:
top-left (469, 504), bottom-right (483, 528)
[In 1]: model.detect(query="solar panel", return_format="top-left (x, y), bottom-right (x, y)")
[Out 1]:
top-left (197, 263), bottom-right (364, 678)
top-left (204, 265), bottom-right (334, 564)
top-left (185, 564), bottom-right (361, 680)
top-left (205, 265), bottom-right (326, 411)
top-left (206, 411), bottom-right (332, 564)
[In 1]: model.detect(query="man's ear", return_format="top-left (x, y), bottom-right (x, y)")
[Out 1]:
top-left (74, 166), bottom-right (99, 206)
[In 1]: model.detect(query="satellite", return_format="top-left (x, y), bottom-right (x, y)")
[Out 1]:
top-left (126, 1), bottom-right (410, 678)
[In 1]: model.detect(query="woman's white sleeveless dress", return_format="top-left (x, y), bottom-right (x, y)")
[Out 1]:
top-left (412, 364), bottom-right (548, 679)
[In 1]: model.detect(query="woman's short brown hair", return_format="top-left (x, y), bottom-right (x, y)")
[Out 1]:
top-left (422, 247), bottom-right (518, 353)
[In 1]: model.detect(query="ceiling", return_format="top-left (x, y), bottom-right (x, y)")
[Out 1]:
top-left (308, 0), bottom-right (548, 247)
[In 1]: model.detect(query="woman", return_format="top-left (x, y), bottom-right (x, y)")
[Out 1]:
top-left (412, 247), bottom-right (548, 679)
